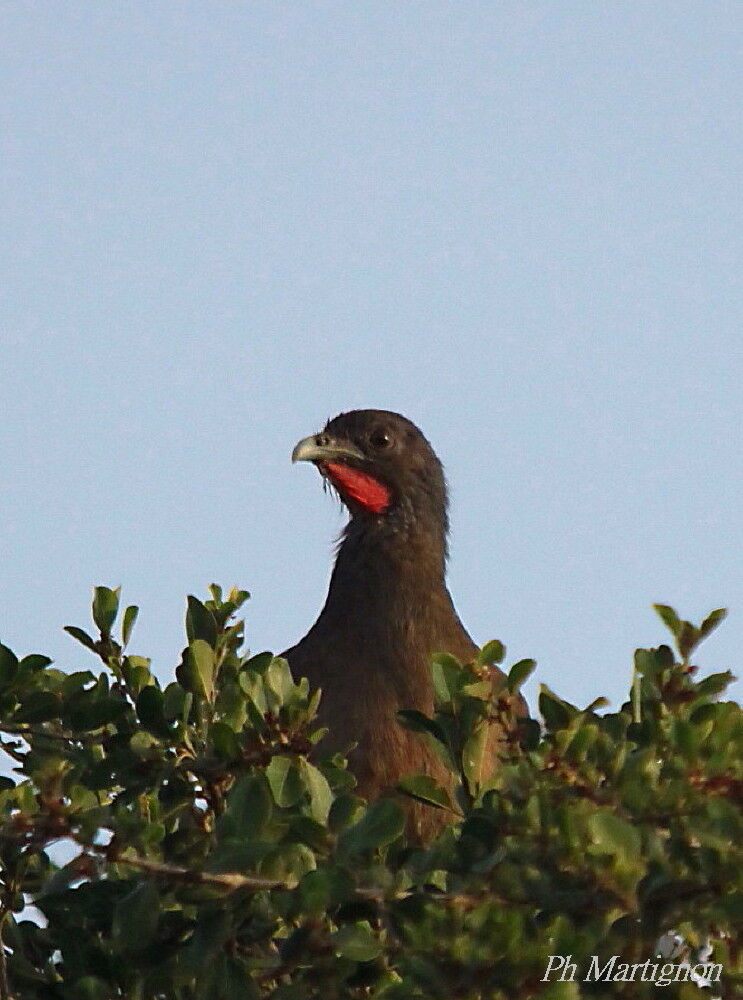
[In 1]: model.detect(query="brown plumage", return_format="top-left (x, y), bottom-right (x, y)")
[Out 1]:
top-left (283, 409), bottom-right (524, 838)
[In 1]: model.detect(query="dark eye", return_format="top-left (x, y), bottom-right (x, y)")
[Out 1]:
top-left (369, 430), bottom-right (393, 450)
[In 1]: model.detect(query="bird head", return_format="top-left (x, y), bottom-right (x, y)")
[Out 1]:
top-left (292, 409), bottom-right (449, 539)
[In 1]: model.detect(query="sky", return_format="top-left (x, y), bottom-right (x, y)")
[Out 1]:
top-left (1, 2), bottom-right (741, 717)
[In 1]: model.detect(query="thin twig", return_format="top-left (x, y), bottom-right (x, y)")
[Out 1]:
top-left (98, 848), bottom-right (288, 893)
top-left (0, 723), bottom-right (99, 746)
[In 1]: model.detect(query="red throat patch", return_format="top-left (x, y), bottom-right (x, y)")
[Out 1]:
top-left (323, 462), bottom-right (391, 514)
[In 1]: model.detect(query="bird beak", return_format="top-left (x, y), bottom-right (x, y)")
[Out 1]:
top-left (291, 435), bottom-right (366, 465)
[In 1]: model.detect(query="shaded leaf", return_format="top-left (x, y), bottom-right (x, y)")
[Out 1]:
top-left (0, 644), bottom-right (19, 687)
top-left (332, 921), bottom-right (382, 962)
top-left (341, 799), bottom-right (405, 853)
top-left (186, 595), bottom-right (218, 647)
top-left (112, 881), bottom-right (159, 952)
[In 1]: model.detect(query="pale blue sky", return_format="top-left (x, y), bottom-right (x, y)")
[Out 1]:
top-left (2, 2), bottom-right (741, 713)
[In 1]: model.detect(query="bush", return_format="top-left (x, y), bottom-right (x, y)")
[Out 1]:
top-left (0, 587), bottom-right (740, 999)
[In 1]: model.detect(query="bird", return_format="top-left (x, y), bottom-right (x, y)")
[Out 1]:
top-left (282, 409), bottom-right (524, 838)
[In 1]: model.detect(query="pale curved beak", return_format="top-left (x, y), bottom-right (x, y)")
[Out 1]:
top-left (291, 435), bottom-right (365, 465)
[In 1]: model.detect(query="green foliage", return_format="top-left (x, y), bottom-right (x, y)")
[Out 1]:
top-left (0, 592), bottom-right (740, 999)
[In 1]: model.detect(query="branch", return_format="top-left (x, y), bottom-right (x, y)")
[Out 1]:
top-left (95, 846), bottom-right (288, 893)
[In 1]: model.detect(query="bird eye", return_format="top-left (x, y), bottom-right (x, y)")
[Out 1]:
top-left (369, 430), bottom-right (393, 450)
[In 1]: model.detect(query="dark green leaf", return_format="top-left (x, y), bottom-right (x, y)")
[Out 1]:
top-left (328, 794), bottom-right (365, 833)
top-left (122, 605), bottom-right (139, 647)
top-left (162, 681), bottom-right (190, 721)
top-left (136, 684), bottom-right (171, 737)
top-left (210, 721), bottom-right (240, 760)
top-left (14, 691), bottom-right (61, 723)
top-left (538, 686), bottom-right (574, 731)
top-left (0, 644), bottom-right (19, 687)
top-left (431, 652), bottom-right (463, 704)
top-left (18, 653), bottom-right (52, 673)
top-left (220, 775), bottom-right (273, 838)
top-left (112, 881), bottom-right (159, 951)
top-left (699, 607), bottom-right (727, 641)
top-left (186, 595), bottom-right (218, 647)
top-left (396, 709), bottom-right (449, 749)
top-left (507, 658), bottom-right (536, 693)
top-left (64, 625), bottom-right (97, 652)
top-left (92, 585), bottom-right (120, 635)
top-left (243, 651), bottom-right (273, 674)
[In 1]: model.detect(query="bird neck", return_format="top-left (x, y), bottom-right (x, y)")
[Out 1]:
top-left (326, 517), bottom-right (449, 613)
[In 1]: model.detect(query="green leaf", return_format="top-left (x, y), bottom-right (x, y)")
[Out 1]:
top-left (65, 977), bottom-right (111, 1000)
top-left (122, 605), bottom-right (139, 647)
top-left (265, 656), bottom-right (296, 705)
top-left (130, 730), bottom-right (159, 756)
top-left (477, 639), bottom-right (505, 666)
top-left (92, 585), bottom-right (120, 635)
top-left (121, 654), bottom-right (153, 696)
top-left (210, 721), bottom-right (241, 760)
top-left (507, 658), bottom-right (536, 693)
top-left (191, 639), bottom-right (216, 701)
top-left (136, 684), bottom-right (171, 737)
top-left (221, 775), bottom-right (273, 838)
top-left (163, 681), bottom-right (191, 721)
top-left (588, 811), bottom-right (641, 858)
top-left (397, 774), bottom-right (454, 811)
top-left (18, 653), bottom-right (52, 673)
top-left (186, 595), bottom-right (218, 647)
top-left (538, 685), bottom-right (573, 731)
top-left (695, 670), bottom-right (735, 698)
top-left (341, 799), bottom-right (405, 853)
top-left (677, 619), bottom-right (699, 660)
top-left (266, 756), bottom-right (305, 808)
top-left (396, 709), bottom-right (450, 750)
top-left (431, 653), bottom-right (463, 704)
top-left (0, 644), bottom-right (19, 687)
top-left (699, 607), bottom-right (727, 641)
top-left (332, 921), bottom-right (382, 962)
top-left (112, 881), bottom-right (159, 951)
top-left (653, 603), bottom-right (681, 638)
top-left (226, 586), bottom-right (250, 609)
top-left (14, 690), bottom-right (61, 723)
top-left (243, 651), bottom-right (273, 674)
top-left (64, 625), bottom-right (98, 652)
top-left (462, 721), bottom-right (489, 795)
top-left (299, 759), bottom-right (333, 823)
top-left (328, 794), bottom-right (365, 833)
